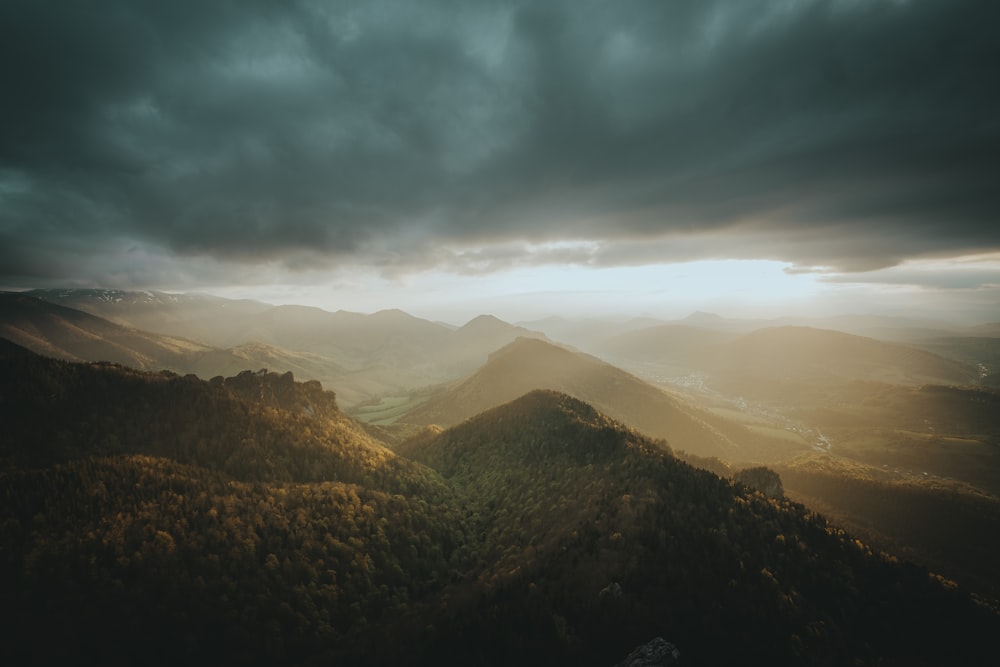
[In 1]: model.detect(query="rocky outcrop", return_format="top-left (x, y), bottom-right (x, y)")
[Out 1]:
top-left (599, 581), bottom-right (623, 600)
top-left (734, 466), bottom-right (784, 499)
top-left (615, 637), bottom-right (680, 666)
top-left (219, 368), bottom-right (339, 420)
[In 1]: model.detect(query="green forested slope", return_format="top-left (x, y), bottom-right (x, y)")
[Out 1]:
top-left (0, 338), bottom-right (462, 664)
top-left (1, 456), bottom-right (463, 666)
top-left (0, 337), bottom-right (437, 492)
top-left (2, 341), bottom-right (997, 666)
top-left (401, 391), bottom-right (999, 665)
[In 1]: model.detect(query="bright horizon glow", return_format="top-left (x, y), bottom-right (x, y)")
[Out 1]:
top-left (204, 259), bottom-right (825, 324)
top-left (4, 2), bottom-right (999, 334)
top-left (202, 255), bottom-right (1000, 327)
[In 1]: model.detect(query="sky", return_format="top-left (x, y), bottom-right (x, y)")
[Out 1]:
top-left (2, 0), bottom-right (999, 324)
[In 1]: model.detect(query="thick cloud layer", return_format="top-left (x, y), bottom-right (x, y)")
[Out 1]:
top-left (2, 0), bottom-right (998, 286)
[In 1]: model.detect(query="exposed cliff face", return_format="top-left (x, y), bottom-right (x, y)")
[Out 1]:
top-left (735, 466), bottom-right (785, 499)
top-left (217, 368), bottom-right (339, 420)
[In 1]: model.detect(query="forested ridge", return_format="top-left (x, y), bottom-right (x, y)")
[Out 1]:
top-left (1, 340), bottom-right (997, 665)
top-left (401, 392), bottom-right (998, 665)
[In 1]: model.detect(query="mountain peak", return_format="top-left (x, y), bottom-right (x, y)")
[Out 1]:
top-left (488, 335), bottom-right (566, 358)
top-left (371, 308), bottom-right (416, 320)
top-left (220, 368), bottom-right (340, 419)
top-left (397, 332), bottom-right (752, 460)
top-left (400, 389), bottom-right (637, 475)
top-left (492, 388), bottom-right (602, 422)
top-left (682, 310), bottom-right (725, 323)
top-left (450, 316), bottom-right (549, 356)
top-left (458, 313), bottom-right (507, 330)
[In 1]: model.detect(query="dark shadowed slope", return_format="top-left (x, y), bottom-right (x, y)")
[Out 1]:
top-left (774, 452), bottom-right (1000, 602)
top-left (0, 341), bottom-right (463, 666)
top-left (0, 291), bottom-right (217, 370)
top-left (400, 337), bottom-right (805, 461)
top-left (0, 337), bottom-right (427, 490)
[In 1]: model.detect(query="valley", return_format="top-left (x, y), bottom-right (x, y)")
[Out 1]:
top-left (2, 289), bottom-right (1000, 664)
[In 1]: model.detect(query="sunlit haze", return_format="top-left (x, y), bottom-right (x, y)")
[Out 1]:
top-left (199, 254), bottom-right (999, 325)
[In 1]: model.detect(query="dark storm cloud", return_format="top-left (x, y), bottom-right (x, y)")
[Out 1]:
top-left (2, 0), bottom-right (999, 286)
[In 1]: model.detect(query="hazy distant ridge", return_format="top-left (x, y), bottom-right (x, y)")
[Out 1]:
top-left (399, 336), bottom-right (801, 461)
top-left (17, 289), bottom-right (555, 406)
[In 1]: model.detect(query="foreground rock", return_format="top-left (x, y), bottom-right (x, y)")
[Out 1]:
top-left (615, 637), bottom-right (680, 666)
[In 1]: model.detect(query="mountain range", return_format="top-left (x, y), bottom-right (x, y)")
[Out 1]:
top-left (0, 291), bottom-right (218, 371)
top-left (398, 336), bottom-right (803, 462)
top-left (3, 341), bottom-right (998, 665)
top-left (4, 287), bottom-right (1000, 625)
top-left (7, 290), bottom-right (549, 407)
top-left (709, 325), bottom-right (978, 387)
top-left (590, 322), bottom-right (980, 386)
top-left (522, 310), bottom-right (1000, 350)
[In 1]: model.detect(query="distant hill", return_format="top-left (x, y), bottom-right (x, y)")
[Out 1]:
top-left (240, 308), bottom-right (552, 383)
top-left (27, 289), bottom-right (454, 356)
top-left (241, 305), bottom-right (454, 367)
top-left (658, 310), bottom-right (780, 333)
top-left (780, 313), bottom-right (962, 341)
top-left (521, 312), bottom-right (989, 355)
top-left (592, 324), bottom-right (736, 366)
top-left (965, 322), bottom-right (1000, 338)
top-left (0, 292), bottom-right (362, 400)
top-left (910, 336), bottom-right (1000, 386)
top-left (516, 315), bottom-right (666, 349)
top-left (26, 288), bottom-right (273, 345)
top-left (0, 291), bottom-right (217, 371)
top-left (706, 326), bottom-right (978, 398)
top-left (441, 314), bottom-right (549, 375)
top-left (590, 320), bottom-right (985, 377)
top-left (673, 312), bottom-right (971, 340)
top-left (26, 289), bottom-right (552, 404)
top-left (25, 289), bottom-right (273, 348)
top-left (237, 309), bottom-right (552, 400)
top-left (400, 337), bottom-right (803, 462)
top-left (453, 313), bottom-right (545, 348)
